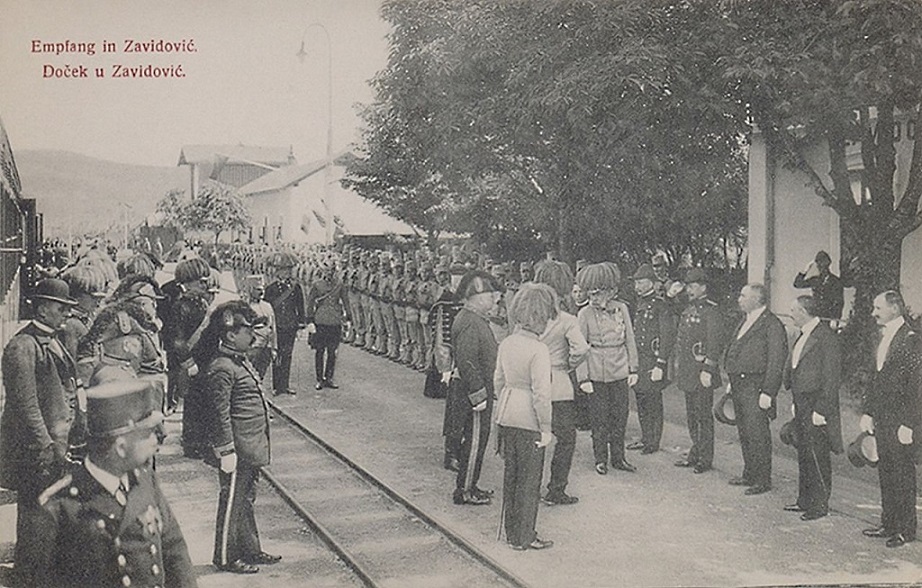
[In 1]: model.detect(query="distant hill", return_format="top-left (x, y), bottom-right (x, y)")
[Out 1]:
top-left (14, 150), bottom-right (188, 237)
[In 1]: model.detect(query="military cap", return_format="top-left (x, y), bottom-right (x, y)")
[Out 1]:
top-left (847, 431), bottom-right (879, 468)
top-left (632, 264), bottom-right (657, 281)
top-left (685, 268), bottom-right (709, 285)
top-left (245, 274), bottom-right (266, 288)
top-left (30, 278), bottom-right (78, 306)
top-left (86, 379), bottom-right (163, 438)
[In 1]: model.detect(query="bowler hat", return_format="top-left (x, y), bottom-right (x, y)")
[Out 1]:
top-left (713, 390), bottom-right (736, 426)
top-left (632, 264), bottom-right (656, 281)
top-left (686, 268), bottom-right (709, 285)
top-left (779, 420), bottom-right (800, 447)
top-left (30, 278), bottom-right (78, 306)
top-left (86, 379), bottom-right (163, 438)
top-left (847, 431), bottom-right (879, 468)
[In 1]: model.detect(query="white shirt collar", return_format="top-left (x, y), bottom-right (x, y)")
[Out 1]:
top-left (84, 457), bottom-right (123, 497)
top-left (800, 316), bottom-right (821, 338)
top-left (882, 315), bottom-right (905, 336)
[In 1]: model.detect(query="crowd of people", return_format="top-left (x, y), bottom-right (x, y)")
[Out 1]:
top-left (0, 236), bottom-right (919, 585)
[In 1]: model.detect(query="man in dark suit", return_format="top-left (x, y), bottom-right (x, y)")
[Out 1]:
top-left (265, 254), bottom-right (306, 396)
top-left (793, 250), bottom-right (844, 321)
top-left (0, 278), bottom-right (79, 586)
top-left (783, 295), bottom-right (842, 520)
top-left (20, 379), bottom-right (197, 588)
top-left (724, 283), bottom-right (788, 495)
top-left (860, 290), bottom-right (922, 548)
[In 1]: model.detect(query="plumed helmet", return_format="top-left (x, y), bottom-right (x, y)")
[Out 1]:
top-left (456, 270), bottom-right (502, 300)
top-left (117, 253), bottom-right (157, 279)
top-left (174, 257), bottom-right (211, 284)
top-left (62, 265), bottom-right (108, 298)
top-left (534, 260), bottom-right (575, 300)
top-left (576, 262), bottom-right (620, 291)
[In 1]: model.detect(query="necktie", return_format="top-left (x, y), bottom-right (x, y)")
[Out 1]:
top-left (115, 476), bottom-right (130, 506)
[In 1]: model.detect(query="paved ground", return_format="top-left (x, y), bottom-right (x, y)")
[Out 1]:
top-left (3, 337), bottom-right (921, 587)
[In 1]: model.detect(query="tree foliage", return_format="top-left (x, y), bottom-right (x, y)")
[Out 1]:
top-left (156, 181), bottom-right (251, 244)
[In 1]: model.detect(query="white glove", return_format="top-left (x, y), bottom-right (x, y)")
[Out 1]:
top-left (859, 414), bottom-right (874, 434)
top-left (791, 403), bottom-right (796, 418)
top-left (803, 260), bottom-right (815, 274)
top-left (650, 366), bottom-right (664, 382)
top-left (811, 411), bottom-right (827, 426)
top-left (579, 381), bottom-right (594, 394)
top-left (536, 431), bottom-right (554, 448)
top-left (627, 373), bottom-right (639, 387)
top-left (441, 372), bottom-right (452, 385)
top-left (898, 425), bottom-right (913, 445)
top-left (187, 362), bottom-right (199, 377)
top-left (666, 281), bottom-right (685, 298)
top-left (472, 400), bottom-right (487, 412)
top-left (699, 371), bottom-right (712, 388)
top-left (758, 393), bottom-right (772, 410)
top-left (220, 452), bottom-right (238, 473)
top-left (306, 323), bottom-right (317, 334)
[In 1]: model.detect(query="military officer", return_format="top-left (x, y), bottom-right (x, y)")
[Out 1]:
top-left (673, 268), bottom-right (723, 474)
top-left (627, 264), bottom-right (677, 454)
top-left (21, 379), bottom-right (197, 588)
top-left (264, 252), bottom-right (306, 396)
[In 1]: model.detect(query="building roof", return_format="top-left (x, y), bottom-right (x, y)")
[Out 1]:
top-left (238, 158), bottom-right (327, 196)
top-left (177, 145), bottom-right (292, 167)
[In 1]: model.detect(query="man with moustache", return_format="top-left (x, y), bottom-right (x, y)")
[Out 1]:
top-left (860, 290), bottom-right (922, 547)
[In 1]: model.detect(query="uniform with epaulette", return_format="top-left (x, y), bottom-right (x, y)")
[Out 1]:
top-left (264, 252), bottom-right (306, 396)
top-left (21, 379), bottom-right (196, 588)
top-left (673, 268), bottom-right (723, 473)
top-left (629, 264), bottom-right (677, 454)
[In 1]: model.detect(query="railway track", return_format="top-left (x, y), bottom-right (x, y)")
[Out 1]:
top-left (260, 399), bottom-right (530, 588)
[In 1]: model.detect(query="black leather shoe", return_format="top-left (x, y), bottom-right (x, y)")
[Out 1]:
top-left (324, 380), bottom-right (339, 389)
top-left (611, 459), bottom-right (637, 473)
top-left (728, 476), bottom-right (752, 486)
top-left (863, 526), bottom-right (894, 538)
top-left (315, 382), bottom-right (324, 390)
top-left (800, 511), bottom-right (827, 521)
top-left (216, 559), bottom-right (259, 574)
top-left (886, 533), bottom-right (914, 548)
top-left (471, 487), bottom-right (494, 499)
top-left (675, 459), bottom-right (695, 468)
top-left (744, 484), bottom-right (771, 495)
top-left (784, 504), bottom-right (806, 512)
top-left (626, 441), bottom-right (645, 451)
top-left (244, 551), bottom-right (282, 565)
top-left (693, 464), bottom-right (711, 474)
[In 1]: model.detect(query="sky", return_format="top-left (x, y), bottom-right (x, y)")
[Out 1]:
top-left (0, 0), bottom-right (391, 167)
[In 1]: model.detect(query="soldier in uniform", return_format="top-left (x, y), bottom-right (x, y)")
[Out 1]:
top-left (627, 264), bottom-right (677, 455)
top-left (264, 252), bottom-right (306, 396)
top-left (305, 263), bottom-right (350, 390)
top-left (0, 279), bottom-right (79, 586)
top-left (370, 254), bottom-right (388, 354)
top-left (359, 252), bottom-right (376, 350)
top-left (344, 250), bottom-right (364, 346)
top-left (673, 268), bottom-right (723, 474)
top-left (448, 271), bottom-right (501, 505)
top-left (402, 259), bottom-right (420, 367)
top-left (21, 379), bottom-right (197, 588)
top-left (415, 262), bottom-right (437, 372)
top-left (391, 256), bottom-right (409, 363)
top-left (196, 301), bottom-right (279, 573)
top-left (380, 256), bottom-right (401, 360)
top-left (244, 275), bottom-right (277, 381)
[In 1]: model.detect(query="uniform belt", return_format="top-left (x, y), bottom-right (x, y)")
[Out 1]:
top-left (590, 343), bottom-right (621, 348)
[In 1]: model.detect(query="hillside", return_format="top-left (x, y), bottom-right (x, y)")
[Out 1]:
top-left (14, 150), bottom-right (188, 237)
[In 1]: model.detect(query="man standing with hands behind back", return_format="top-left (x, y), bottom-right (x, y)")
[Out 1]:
top-left (724, 283), bottom-right (788, 496)
top-left (860, 290), bottom-right (922, 548)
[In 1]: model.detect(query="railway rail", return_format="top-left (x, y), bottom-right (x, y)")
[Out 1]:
top-left (260, 398), bottom-right (530, 588)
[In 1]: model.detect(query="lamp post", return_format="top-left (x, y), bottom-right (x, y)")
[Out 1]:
top-left (297, 23), bottom-right (334, 245)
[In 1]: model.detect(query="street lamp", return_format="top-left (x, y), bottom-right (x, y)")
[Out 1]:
top-left (298, 23), bottom-right (334, 245)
